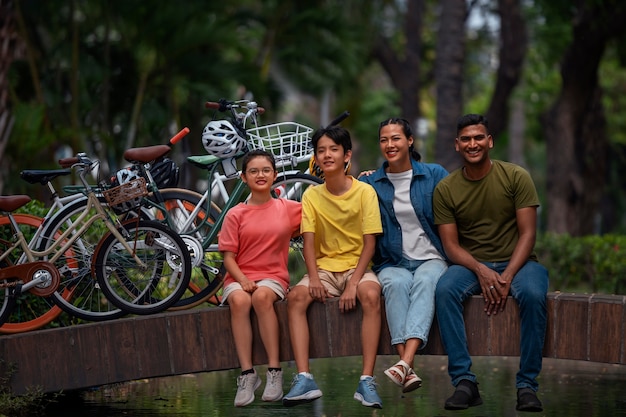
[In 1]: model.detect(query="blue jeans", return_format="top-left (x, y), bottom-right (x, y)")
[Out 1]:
top-left (435, 261), bottom-right (549, 390)
top-left (378, 258), bottom-right (448, 347)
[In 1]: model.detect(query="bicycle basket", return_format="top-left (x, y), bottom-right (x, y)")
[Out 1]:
top-left (246, 122), bottom-right (314, 167)
top-left (102, 177), bottom-right (148, 212)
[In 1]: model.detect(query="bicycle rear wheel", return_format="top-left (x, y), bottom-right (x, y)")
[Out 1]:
top-left (0, 288), bottom-right (15, 329)
top-left (93, 219), bottom-right (192, 315)
top-left (0, 214), bottom-right (63, 333)
top-left (149, 189), bottom-right (224, 310)
top-left (272, 173), bottom-right (322, 285)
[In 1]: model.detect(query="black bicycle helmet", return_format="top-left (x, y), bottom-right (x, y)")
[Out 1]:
top-left (149, 157), bottom-right (180, 188)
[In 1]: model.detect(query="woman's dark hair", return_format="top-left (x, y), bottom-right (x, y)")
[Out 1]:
top-left (241, 149), bottom-right (276, 172)
top-left (456, 114), bottom-right (489, 136)
top-left (311, 125), bottom-right (352, 153)
top-left (379, 118), bottom-right (421, 161)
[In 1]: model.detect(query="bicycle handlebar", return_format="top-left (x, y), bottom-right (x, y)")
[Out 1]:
top-left (58, 158), bottom-right (77, 169)
top-left (58, 153), bottom-right (94, 169)
top-left (328, 111), bottom-right (350, 127)
top-left (204, 100), bottom-right (265, 115)
top-left (167, 127), bottom-right (190, 146)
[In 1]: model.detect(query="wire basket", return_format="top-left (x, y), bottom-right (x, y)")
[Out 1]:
top-left (102, 177), bottom-right (148, 212)
top-left (246, 122), bottom-right (314, 167)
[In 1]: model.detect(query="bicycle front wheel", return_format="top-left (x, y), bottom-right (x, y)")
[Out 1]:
top-left (38, 196), bottom-right (127, 322)
top-left (93, 219), bottom-right (192, 315)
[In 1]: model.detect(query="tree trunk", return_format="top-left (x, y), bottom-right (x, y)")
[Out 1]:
top-left (434, 0), bottom-right (467, 172)
top-left (508, 98), bottom-right (526, 167)
top-left (541, 2), bottom-right (626, 235)
top-left (0, 0), bottom-right (24, 193)
top-left (485, 0), bottom-right (527, 141)
top-left (373, 0), bottom-right (424, 150)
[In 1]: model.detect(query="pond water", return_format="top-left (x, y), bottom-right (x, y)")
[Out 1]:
top-left (46, 355), bottom-right (626, 417)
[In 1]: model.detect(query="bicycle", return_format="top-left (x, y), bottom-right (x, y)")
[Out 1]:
top-left (0, 137), bottom-right (185, 333)
top-left (0, 153), bottom-right (193, 326)
top-left (119, 99), bottom-right (331, 308)
top-left (0, 169), bottom-right (87, 333)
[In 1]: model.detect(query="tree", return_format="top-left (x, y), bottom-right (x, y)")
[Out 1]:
top-left (0, 0), bottom-right (24, 194)
top-left (434, 0), bottom-right (467, 171)
top-left (540, 0), bottom-right (626, 235)
top-left (372, 0), bottom-right (426, 137)
top-left (485, 0), bottom-right (528, 141)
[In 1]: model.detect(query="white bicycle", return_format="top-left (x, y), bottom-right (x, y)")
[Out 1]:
top-left (130, 99), bottom-right (344, 308)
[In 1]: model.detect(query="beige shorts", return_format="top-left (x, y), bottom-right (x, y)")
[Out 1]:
top-left (296, 268), bottom-right (380, 297)
top-left (221, 279), bottom-right (286, 305)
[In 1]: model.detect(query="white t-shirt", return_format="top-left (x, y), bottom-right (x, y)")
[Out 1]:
top-left (387, 170), bottom-right (443, 261)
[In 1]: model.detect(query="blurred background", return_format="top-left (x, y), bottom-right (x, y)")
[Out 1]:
top-left (2, 0), bottom-right (626, 293)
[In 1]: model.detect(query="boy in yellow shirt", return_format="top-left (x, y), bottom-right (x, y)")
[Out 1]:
top-left (282, 125), bottom-right (384, 409)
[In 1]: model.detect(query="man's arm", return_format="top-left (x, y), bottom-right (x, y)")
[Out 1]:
top-left (339, 233), bottom-right (377, 312)
top-left (500, 206), bottom-right (537, 283)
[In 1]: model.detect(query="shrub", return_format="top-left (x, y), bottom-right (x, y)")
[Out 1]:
top-left (536, 233), bottom-right (626, 295)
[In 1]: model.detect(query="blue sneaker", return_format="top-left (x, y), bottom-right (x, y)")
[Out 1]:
top-left (282, 373), bottom-right (323, 407)
top-left (354, 376), bottom-right (383, 408)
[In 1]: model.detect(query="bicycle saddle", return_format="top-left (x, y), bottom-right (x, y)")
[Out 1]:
top-left (20, 169), bottom-right (72, 185)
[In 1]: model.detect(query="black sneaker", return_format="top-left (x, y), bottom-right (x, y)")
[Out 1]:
top-left (444, 379), bottom-right (483, 410)
top-left (516, 388), bottom-right (543, 412)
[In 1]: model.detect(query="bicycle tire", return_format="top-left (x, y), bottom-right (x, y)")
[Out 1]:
top-left (272, 173), bottom-right (322, 285)
top-left (93, 219), bottom-right (192, 315)
top-left (149, 188), bottom-right (224, 310)
top-left (0, 288), bottom-right (16, 329)
top-left (0, 214), bottom-right (64, 333)
top-left (37, 196), bottom-right (127, 322)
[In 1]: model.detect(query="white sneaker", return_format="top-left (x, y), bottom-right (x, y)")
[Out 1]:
top-left (234, 371), bottom-right (261, 407)
top-left (262, 369), bottom-right (284, 401)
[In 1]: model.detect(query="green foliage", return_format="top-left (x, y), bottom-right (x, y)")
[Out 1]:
top-left (0, 360), bottom-right (50, 417)
top-left (536, 233), bottom-right (626, 294)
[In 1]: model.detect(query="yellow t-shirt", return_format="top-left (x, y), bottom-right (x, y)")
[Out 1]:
top-left (301, 176), bottom-right (382, 272)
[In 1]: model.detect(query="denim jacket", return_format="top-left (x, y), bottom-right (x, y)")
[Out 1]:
top-left (360, 159), bottom-right (449, 273)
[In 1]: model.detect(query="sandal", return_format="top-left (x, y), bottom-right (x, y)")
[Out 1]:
top-left (402, 368), bottom-right (422, 393)
top-left (384, 360), bottom-right (409, 387)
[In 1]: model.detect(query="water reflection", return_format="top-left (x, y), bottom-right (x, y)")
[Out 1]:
top-left (47, 356), bottom-right (626, 417)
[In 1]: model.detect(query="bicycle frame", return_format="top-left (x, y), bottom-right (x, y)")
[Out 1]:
top-left (11, 183), bottom-right (87, 264)
top-left (147, 159), bottom-right (250, 252)
top-left (1, 191), bottom-right (147, 293)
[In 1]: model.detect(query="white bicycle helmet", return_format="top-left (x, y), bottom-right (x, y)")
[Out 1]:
top-left (114, 166), bottom-right (141, 185)
top-left (201, 120), bottom-right (247, 158)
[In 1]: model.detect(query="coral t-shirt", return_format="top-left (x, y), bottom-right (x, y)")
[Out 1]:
top-left (218, 198), bottom-right (301, 291)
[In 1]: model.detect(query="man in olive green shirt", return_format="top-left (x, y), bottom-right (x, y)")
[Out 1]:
top-left (433, 113), bottom-right (548, 412)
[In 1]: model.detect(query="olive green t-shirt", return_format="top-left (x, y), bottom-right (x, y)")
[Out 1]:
top-left (433, 160), bottom-right (539, 262)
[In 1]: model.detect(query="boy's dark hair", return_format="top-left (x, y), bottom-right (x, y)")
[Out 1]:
top-left (241, 149), bottom-right (276, 172)
top-left (311, 125), bottom-right (352, 153)
top-left (379, 117), bottom-right (421, 162)
top-left (456, 114), bottom-right (489, 136)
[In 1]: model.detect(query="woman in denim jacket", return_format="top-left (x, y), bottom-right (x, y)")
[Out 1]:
top-left (360, 118), bottom-right (448, 394)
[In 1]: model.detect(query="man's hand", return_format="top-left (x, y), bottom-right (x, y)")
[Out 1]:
top-left (476, 264), bottom-right (508, 315)
top-left (493, 272), bottom-right (513, 313)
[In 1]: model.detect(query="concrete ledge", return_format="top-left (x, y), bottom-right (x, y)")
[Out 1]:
top-left (0, 292), bottom-right (624, 395)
